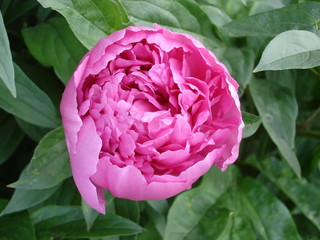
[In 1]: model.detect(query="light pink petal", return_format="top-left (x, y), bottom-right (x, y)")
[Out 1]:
top-left (90, 156), bottom-right (193, 200)
top-left (61, 56), bottom-right (90, 153)
top-left (71, 116), bottom-right (105, 213)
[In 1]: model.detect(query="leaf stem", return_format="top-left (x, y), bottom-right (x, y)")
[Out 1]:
top-left (296, 129), bottom-right (320, 139)
top-left (310, 68), bottom-right (320, 79)
top-left (299, 107), bottom-right (320, 129)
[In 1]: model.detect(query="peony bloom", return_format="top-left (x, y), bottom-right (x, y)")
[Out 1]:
top-left (60, 25), bottom-right (243, 214)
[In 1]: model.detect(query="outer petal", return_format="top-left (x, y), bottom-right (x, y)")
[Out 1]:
top-left (72, 116), bottom-right (105, 213)
top-left (91, 156), bottom-right (194, 200)
top-left (60, 55), bottom-right (89, 153)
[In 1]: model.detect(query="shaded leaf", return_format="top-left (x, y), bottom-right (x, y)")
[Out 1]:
top-left (0, 63), bottom-right (59, 128)
top-left (200, 5), bottom-right (231, 27)
top-left (22, 17), bottom-right (87, 84)
top-left (220, 47), bottom-right (255, 96)
top-left (4, 0), bottom-right (38, 24)
top-left (0, 11), bottom-right (16, 97)
top-left (0, 115), bottom-right (24, 165)
top-left (0, 185), bottom-right (60, 216)
top-left (239, 177), bottom-right (302, 240)
top-left (249, 78), bottom-right (300, 176)
top-left (249, 0), bottom-right (285, 15)
top-left (121, 0), bottom-right (220, 50)
top-left (249, 157), bottom-right (320, 232)
top-left (254, 30), bottom-right (320, 72)
top-left (242, 112), bottom-right (262, 138)
top-left (82, 191), bottom-right (116, 230)
top-left (221, 2), bottom-right (320, 37)
top-left (164, 166), bottom-right (239, 240)
top-left (37, 0), bottom-right (131, 49)
top-left (147, 200), bottom-right (169, 214)
top-left (32, 205), bottom-right (143, 238)
top-left (15, 117), bottom-right (50, 142)
top-left (11, 126), bottom-right (71, 189)
top-left (115, 199), bottom-right (140, 223)
top-left (0, 199), bottom-right (36, 240)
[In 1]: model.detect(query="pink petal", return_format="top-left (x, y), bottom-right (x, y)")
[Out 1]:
top-left (71, 116), bottom-right (105, 213)
top-left (90, 156), bottom-right (193, 200)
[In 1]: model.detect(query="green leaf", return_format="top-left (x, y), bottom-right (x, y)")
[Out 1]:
top-left (221, 2), bottom-right (320, 37)
top-left (242, 112), bottom-right (262, 138)
top-left (0, 11), bottom-right (16, 97)
top-left (254, 30), bottom-right (320, 72)
top-left (10, 126), bottom-right (71, 189)
top-left (200, 5), bottom-right (231, 27)
top-left (147, 200), bottom-right (169, 214)
top-left (216, 212), bottom-right (234, 240)
top-left (82, 199), bottom-right (100, 231)
top-left (121, 0), bottom-right (221, 50)
top-left (146, 204), bottom-right (167, 238)
top-left (22, 17), bottom-right (87, 84)
top-left (0, 63), bottom-right (59, 128)
top-left (138, 221), bottom-right (162, 240)
top-left (36, 0), bottom-right (131, 49)
top-left (0, 199), bottom-right (36, 240)
top-left (115, 199), bottom-right (140, 223)
top-left (250, 157), bottom-right (320, 232)
top-left (249, 78), bottom-right (300, 177)
top-left (164, 166), bottom-right (239, 240)
top-left (0, 185), bottom-right (60, 216)
top-left (0, 115), bottom-right (24, 165)
top-left (32, 206), bottom-right (143, 238)
top-left (82, 191), bottom-right (116, 230)
top-left (4, 0), bottom-right (38, 24)
top-left (249, 0), bottom-right (285, 15)
top-left (15, 117), bottom-right (50, 142)
top-left (239, 177), bottom-right (302, 240)
top-left (219, 47), bottom-right (255, 96)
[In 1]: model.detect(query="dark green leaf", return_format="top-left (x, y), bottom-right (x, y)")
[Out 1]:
top-left (0, 11), bottom-right (16, 97)
top-left (11, 126), bottom-right (71, 189)
top-left (0, 63), bottom-right (60, 128)
top-left (32, 205), bottom-right (143, 238)
top-left (0, 185), bottom-right (60, 216)
top-left (121, 0), bottom-right (220, 50)
top-left (4, 0), bottom-right (38, 24)
top-left (146, 204), bottom-right (167, 238)
top-left (15, 117), bottom-right (50, 142)
top-left (22, 17), bottom-right (87, 84)
top-left (219, 47), bottom-right (255, 96)
top-left (249, 78), bottom-right (300, 176)
top-left (239, 177), bottom-right (302, 240)
top-left (221, 3), bottom-right (320, 37)
top-left (254, 30), bottom-right (320, 72)
top-left (242, 112), bottom-right (262, 138)
top-left (138, 221), bottom-right (162, 240)
top-left (82, 191), bottom-right (116, 230)
top-left (147, 200), bottom-right (169, 214)
top-left (36, 0), bottom-right (131, 49)
top-left (164, 166), bottom-right (239, 240)
top-left (115, 199), bottom-right (140, 223)
top-left (250, 157), bottom-right (320, 232)
top-left (82, 199), bottom-right (100, 231)
top-left (0, 115), bottom-right (24, 165)
top-left (0, 199), bottom-right (36, 240)
top-left (200, 5), bottom-right (231, 27)
top-left (249, 0), bottom-right (285, 15)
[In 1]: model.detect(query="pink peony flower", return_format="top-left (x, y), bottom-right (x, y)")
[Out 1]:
top-left (60, 25), bottom-right (243, 214)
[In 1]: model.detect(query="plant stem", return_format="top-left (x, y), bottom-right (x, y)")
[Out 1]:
top-left (296, 129), bottom-right (320, 139)
top-left (310, 68), bottom-right (320, 79)
top-left (299, 107), bottom-right (320, 129)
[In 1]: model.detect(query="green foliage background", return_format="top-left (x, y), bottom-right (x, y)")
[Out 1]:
top-left (0, 0), bottom-right (320, 239)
